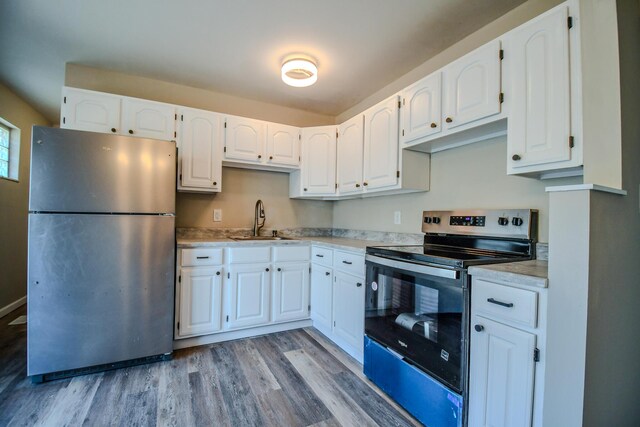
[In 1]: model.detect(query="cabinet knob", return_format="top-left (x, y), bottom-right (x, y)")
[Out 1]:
top-left (216, 271), bottom-right (221, 276)
top-left (277, 267), bottom-right (281, 272)
top-left (128, 129), bottom-right (134, 134)
top-left (355, 184), bottom-right (361, 188)
top-left (474, 324), bottom-right (484, 332)
top-left (265, 268), bottom-right (270, 272)
top-left (445, 117), bottom-right (453, 123)
top-left (269, 156), bottom-right (273, 160)
top-left (356, 282), bottom-right (362, 287)
top-left (303, 188), bottom-right (308, 191)
top-left (258, 154), bottom-right (262, 159)
top-left (111, 128), bottom-right (117, 133)
top-left (512, 154), bottom-right (522, 161)
top-left (430, 123), bottom-right (437, 128)
top-left (363, 182), bottom-right (368, 186)
top-left (325, 271), bottom-right (330, 276)
top-left (213, 181), bottom-right (217, 186)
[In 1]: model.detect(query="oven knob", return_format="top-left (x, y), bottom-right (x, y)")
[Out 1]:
top-left (512, 217), bottom-right (524, 226)
top-left (432, 217), bottom-right (441, 224)
top-left (498, 217), bottom-right (509, 226)
top-left (424, 217), bottom-right (432, 224)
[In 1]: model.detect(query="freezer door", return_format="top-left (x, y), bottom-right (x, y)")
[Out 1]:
top-left (29, 126), bottom-right (175, 214)
top-left (27, 214), bottom-right (175, 376)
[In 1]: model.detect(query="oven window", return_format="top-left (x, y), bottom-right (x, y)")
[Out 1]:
top-left (365, 262), bottom-right (465, 392)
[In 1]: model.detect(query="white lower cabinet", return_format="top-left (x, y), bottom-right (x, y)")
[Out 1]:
top-left (227, 263), bottom-right (271, 330)
top-left (309, 245), bottom-right (365, 362)
top-left (332, 271), bottom-right (365, 353)
top-left (469, 276), bottom-right (547, 427)
top-left (272, 262), bottom-right (310, 322)
top-left (310, 264), bottom-right (333, 332)
top-left (177, 267), bottom-right (223, 337)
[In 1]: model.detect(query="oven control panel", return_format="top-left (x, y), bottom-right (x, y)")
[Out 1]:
top-left (449, 216), bottom-right (486, 227)
top-left (422, 209), bottom-right (538, 240)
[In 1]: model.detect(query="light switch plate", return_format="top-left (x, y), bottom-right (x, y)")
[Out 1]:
top-left (213, 209), bottom-right (222, 222)
top-left (394, 211), bottom-right (401, 225)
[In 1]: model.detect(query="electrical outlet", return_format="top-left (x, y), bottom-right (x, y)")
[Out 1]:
top-left (213, 209), bottom-right (222, 222)
top-left (394, 211), bottom-right (401, 225)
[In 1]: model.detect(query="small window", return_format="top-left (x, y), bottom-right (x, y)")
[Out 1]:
top-left (0, 123), bottom-right (9, 178)
top-left (0, 120), bottom-right (20, 181)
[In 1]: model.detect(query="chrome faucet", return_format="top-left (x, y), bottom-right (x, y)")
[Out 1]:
top-left (253, 199), bottom-right (266, 236)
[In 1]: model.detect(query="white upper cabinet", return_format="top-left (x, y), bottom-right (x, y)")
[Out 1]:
top-left (363, 95), bottom-right (399, 190)
top-left (300, 126), bottom-right (337, 196)
top-left (224, 116), bottom-right (266, 163)
top-left (505, 5), bottom-right (572, 173)
top-left (400, 72), bottom-right (442, 144)
top-left (177, 107), bottom-right (222, 192)
top-left (337, 115), bottom-right (364, 195)
top-left (266, 123), bottom-right (300, 167)
top-left (443, 40), bottom-right (502, 130)
top-left (121, 98), bottom-right (176, 140)
top-left (61, 87), bottom-right (121, 134)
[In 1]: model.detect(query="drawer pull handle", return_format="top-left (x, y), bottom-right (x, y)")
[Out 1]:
top-left (342, 260), bottom-right (353, 265)
top-left (315, 254), bottom-right (324, 258)
top-left (196, 256), bottom-right (210, 259)
top-left (325, 272), bottom-right (330, 276)
top-left (487, 298), bottom-right (514, 308)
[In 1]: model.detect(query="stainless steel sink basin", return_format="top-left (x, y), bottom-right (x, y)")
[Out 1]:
top-left (228, 236), bottom-right (294, 241)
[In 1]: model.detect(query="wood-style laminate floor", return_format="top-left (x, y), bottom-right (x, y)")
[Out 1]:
top-left (0, 306), bottom-right (419, 426)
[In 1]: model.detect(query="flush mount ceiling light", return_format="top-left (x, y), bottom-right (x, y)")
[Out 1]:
top-left (281, 58), bottom-right (318, 87)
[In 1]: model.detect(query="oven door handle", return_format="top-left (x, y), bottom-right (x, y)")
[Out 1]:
top-left (365, 254), bottom-right (459, 280)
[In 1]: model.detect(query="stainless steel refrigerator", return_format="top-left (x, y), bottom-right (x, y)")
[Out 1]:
top-left (27, 126), bottom-right (176, 382)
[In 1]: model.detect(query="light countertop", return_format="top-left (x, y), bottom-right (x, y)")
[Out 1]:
top-left (468, 260), bottom-right (548, 288)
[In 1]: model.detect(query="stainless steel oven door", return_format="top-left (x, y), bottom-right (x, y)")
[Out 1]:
top-left (364, 254), bottom-right (469, 394)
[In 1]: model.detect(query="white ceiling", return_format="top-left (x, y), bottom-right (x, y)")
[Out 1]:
top-left (0, 0), bottom-right (525, 122)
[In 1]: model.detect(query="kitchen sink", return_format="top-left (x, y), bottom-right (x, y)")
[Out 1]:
top-left (228, 236), bottom-right (295, 241)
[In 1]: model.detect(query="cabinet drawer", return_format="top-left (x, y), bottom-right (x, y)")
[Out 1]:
top-left (228, 246), bottom-right (271, 264)
top-left (311, 246), bottom-right (333, 267)
top-left (333, 250), bottom-right (365, 276)
top-left (273, 245), bottom-right (310, 262)
top-left (181, 248), bottom-right (223, 267)
top-left (472, 279), bottom-right (538, 328)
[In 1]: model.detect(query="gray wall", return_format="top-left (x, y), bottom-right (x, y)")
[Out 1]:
top-left (0, 84), bottom-right (50, 313)
top-left (582, 0), bottom-right (640, 424)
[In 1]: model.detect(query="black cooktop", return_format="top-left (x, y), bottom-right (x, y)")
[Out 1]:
top-left (366, 243), bottom-right (532, 269)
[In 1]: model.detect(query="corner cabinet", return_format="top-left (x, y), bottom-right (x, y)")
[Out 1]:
top-left (290, 126), bottom-right (337, 197)
top-left (177, 108), bottom-right (222, 193)
top-left (504, 4), bottom-right (579, 177)
top-left (272, 262), bottom-right (310, 322)
top-left (469, 277), bottom-right (547, 427)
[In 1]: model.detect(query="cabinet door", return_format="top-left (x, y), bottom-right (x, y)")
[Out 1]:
top-left (469, 315), bottom-right (536, 427)
top-left (121, 98), bottom-right (176, 140)
top-left (301, 126), bottom-right (337, 195)
top-left (333, 271), bottom-right (365, 353)
top-left (178, 108), bottom-right (222, 191)
top-left (363, 96), bottom-right (399, 190)
top-left (443, 40), bottom-right (501, 129)
top-left (227, 263), bottom-right (271, 329)
top-left (310, 265), bottom-right (333, 331)
top-left (506, 6), bottom-right (571, 170)
top-left (266, 123), bottom-right (300, 167)
top-left (400, 72), bottom-right (442, 143)
top-left (61, 88), bottom-right (121, 134)
top-left (224, 116), bottom-right (265, 163)
top-left (272, 262), bottom-right (310, 322)
top-left (178, 267), bottom-right (223, 337)
top-left (337, 115), bottom-right (364, 195)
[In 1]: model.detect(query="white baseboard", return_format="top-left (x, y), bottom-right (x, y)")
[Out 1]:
top-left (0, 296), bottom-right (27, 319)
